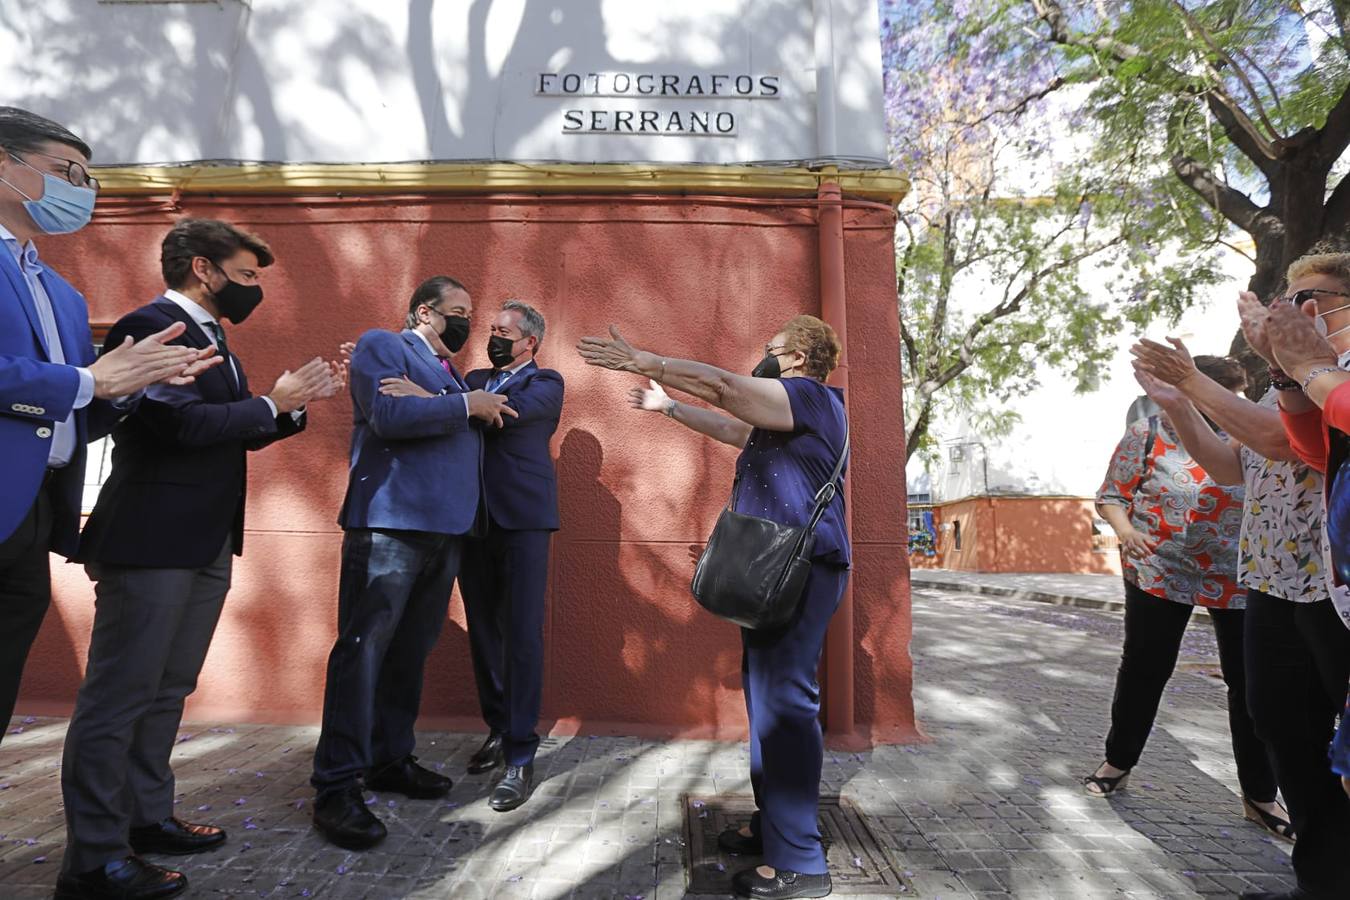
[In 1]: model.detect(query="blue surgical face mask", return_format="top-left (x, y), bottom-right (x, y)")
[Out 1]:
top-left (0, 154), bottom-right (96, 234)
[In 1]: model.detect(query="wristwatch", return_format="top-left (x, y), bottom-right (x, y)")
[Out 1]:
top-left (1268, 367), bottom-right (1301, 392)
top-left (1300, 365), bottom-right (1343, 390)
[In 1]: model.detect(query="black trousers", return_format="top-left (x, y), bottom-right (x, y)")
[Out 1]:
top-left (1245, 589), bottom-right (1350, 895)
top-left (311, 527), bottom-right (462, 795)
top-left (62, 540), bottom-right (232, 874)
top-left (461, 524), bottom-right (551, 767)
top-left (1105, 580), bottom-right (1277, 802)
top-left (0, 482), bottom-right (54, 743)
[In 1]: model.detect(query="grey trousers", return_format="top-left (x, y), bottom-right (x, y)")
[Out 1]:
top-left (60, 541), bottom-right (231, 874)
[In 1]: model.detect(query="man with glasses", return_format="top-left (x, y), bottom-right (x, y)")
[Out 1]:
top-left (309, 277), bottom-right (515, 850)
top-left (0, 106), bottom-right (216, 763)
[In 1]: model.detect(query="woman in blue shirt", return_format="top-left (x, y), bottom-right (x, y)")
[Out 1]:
top-left (579, 315), bottom-right (848, 900)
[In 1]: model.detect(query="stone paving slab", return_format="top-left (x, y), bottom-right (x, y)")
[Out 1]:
top-left (0, 588), bottom-right (1293, 898)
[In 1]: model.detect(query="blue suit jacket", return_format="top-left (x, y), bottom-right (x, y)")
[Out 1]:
top-left (466, 362), bottom-right (563, 531)
top-left (76, 298), bottom-right (304, 568)
top-left (339, 329), bottom-right (483, 536)
top-left (0, 248), bottom-right (122, 557)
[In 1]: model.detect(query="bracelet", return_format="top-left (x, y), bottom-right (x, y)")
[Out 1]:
top-left (1300, 365), bottom-right (1342, 391)
top-left (1268, 367), bottom-right (1301, 391)
top-left (663, 399), bottom-right (677, 418)
top-left (659, 357), bottom-right (667, 381)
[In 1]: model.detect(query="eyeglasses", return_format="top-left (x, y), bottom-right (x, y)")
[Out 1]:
top-left (1274, 288), bottom-right (1350, 306)
top-left (9, 150), bottom-right (99, 191)
top-left (764, 343), bottom-right (789, 356)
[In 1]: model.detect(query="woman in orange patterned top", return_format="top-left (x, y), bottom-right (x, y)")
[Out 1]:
top-left (1084, 356), bottom-right (1282, 829)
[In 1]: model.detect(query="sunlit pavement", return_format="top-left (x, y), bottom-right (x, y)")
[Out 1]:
top-left (1, 590), bottom-right (1295, 898)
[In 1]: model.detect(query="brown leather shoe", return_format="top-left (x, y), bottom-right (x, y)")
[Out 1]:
top-left (54, 855), bottom-right (187, 900)
top-left (129, 817), bottom-right (226, 856)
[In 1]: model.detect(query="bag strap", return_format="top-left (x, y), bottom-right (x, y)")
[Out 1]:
top-left (805, 429), bottom-right (850, 532)
top-left (1139, 415), bottom-right (1159, 483)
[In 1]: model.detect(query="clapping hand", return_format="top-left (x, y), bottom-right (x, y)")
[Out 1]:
top-left (1237, 291), bottom-right (1276, 365)
top-left (1267, 300), bottom-right (1337, 378)
top-left (89, 321), bottom-right (225, 398)
top-left (629, 379), bottom-right (671, 412)
top-left (1129, 337), bottom-right (1198, 387)
top-left (1132, 367), bottom-right (1186, 409)
top-left (269, 357), bottom-right (343, 413)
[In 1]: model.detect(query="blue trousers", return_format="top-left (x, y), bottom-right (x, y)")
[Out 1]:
top-left (461, 525), bottom-right (551, 766)
top-left (742, 562), bottom-right (849, 874)
top-left (311, 527), bottom-right (462, 794)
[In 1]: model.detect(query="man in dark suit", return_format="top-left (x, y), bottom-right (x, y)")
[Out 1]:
top-left (0, 109), bottom-right (215, 758)
top-left (310, 276), bottom-right (516, 850)
top-left (460, 300), bottom-right (564, 811)
top-left (59, 219), bottom-right (342, 900)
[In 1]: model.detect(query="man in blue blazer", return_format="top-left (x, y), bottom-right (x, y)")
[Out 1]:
top-left (0, 108), bottom-right (213, 763)
top-left (459, 300), bottom-right (564, 811)
top-left (310, 276), bottom-right (516, 851)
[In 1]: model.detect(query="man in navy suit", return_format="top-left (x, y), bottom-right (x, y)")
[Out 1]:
top-left (459, 300), bottom-right (564, 811)
top-left (59, 219), bottom-right (342, 900)
top-left (0, 107), bottom-right (214, 756)
top-left (310, 276), bottom-right (516, 850)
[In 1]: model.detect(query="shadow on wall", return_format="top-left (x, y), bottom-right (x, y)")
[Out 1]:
top-left (2, 0), bottom-right (862, 164)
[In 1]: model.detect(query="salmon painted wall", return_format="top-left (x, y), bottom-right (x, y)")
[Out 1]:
top-left (910, 496), bottom-right (1122, 575)
top-left (18, 192), bottom-right (915, 743)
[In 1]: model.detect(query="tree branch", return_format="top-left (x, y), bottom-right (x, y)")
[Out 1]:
top-left (1169, 153), bottom-right (1266, 233)
top-left (1313, 83), bottom-right (1350, 167)
top-left (1032, 0), bottom-right (1277, 164)
top-left (1168, 0), bottom-right (1281, 142)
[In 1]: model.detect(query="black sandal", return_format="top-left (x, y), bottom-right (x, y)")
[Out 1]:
top-left (1243, 798), bottom-right (1295, 843)
top-left (1082, 763), bottom-right (1130, 797)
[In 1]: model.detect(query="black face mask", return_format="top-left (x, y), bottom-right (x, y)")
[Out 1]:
top-left (752, 353), bottom-right (783, 379)
top-left (437, 313), bottom-right (471, 353)
top-left (211, 264), bottom-right (264, 324)
top-left (487, 334), bottom-right (522, 369)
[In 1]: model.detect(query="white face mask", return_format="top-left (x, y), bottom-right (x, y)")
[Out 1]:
top-left (1339, 346), bottom-right (1350, 369)
top-left (1314, 301), bottom-right (1350, 340)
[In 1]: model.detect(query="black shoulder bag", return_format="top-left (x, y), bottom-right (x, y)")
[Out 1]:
top-left (691, 431), bottom-right (849, 630)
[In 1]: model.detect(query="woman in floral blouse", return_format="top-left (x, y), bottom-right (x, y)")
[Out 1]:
top-left (1086, 356), bottom-right (1282, 830)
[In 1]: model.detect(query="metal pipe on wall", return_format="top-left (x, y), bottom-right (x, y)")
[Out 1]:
top-left (814, 0), bottom-right (862, 746)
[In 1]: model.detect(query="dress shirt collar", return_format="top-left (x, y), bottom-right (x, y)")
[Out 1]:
top-left (501, 357), bottom-right (533, 377)
top-left (409, 327), bottom-right (448, 361)
top-left (0, 222), bottom-right (41, 272)
top-left (163, 289), bottom-right (221, 332)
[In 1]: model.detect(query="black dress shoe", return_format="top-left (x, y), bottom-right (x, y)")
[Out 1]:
top-left (467, 732), bottom-right (505, 774)
top-left (312, 785), bottom-right (388, 850)
top-left (129, 817), bottom-right (226, 856)
top-left (488, 764), bottom-right (533, 812)
top-left (718, 825), bottom-right (764, 855)
top-left (732, 866), bottom-right (832, 899)
top-left (54, 855), bottom-right (187, 900)
top-left (366, 755), bottom-right (452, 799)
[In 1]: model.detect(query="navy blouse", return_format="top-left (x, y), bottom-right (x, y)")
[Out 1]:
top-left (732, 378), bottom-right (850, 566)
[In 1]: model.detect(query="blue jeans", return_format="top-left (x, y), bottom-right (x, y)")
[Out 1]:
top-left (742, 562), bottom-right (849, 874)
top-left (311, 527), bottom-right (462, 795)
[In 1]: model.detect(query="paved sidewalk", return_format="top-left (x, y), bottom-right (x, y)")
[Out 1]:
top-left (0, 588), bottom-right (1293, 898)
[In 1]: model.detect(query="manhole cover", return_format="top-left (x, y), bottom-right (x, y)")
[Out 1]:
top-left (682, 793), bottom-right (916, 896)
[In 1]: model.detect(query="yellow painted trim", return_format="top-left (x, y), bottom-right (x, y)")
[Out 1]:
top-left (91, 161), bottom-right (908, 204)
